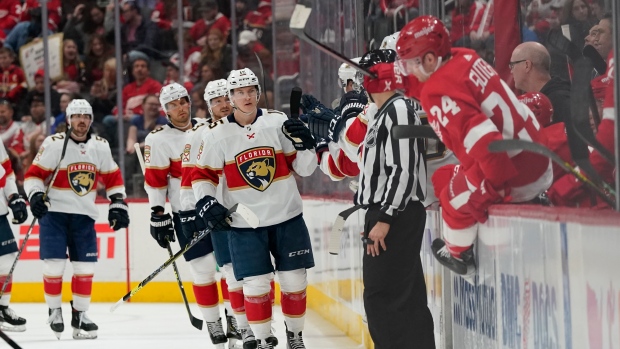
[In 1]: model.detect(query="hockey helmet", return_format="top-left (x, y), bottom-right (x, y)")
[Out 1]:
top-left (380, 31), bottom-right (400, 51)
top-left (66, 99), bottom-right (93, 122)
top-left (226, 68), bottom-right (261, 107)
top-left (159, 82), bottom-right (190, 114)
top-left (518, 92), bottom-right (554, 127)
top-left (359, 49), bottom-right (398, 69)
top-left (204, 79), bottom-right (228, 116)
top-left (338, 57), bottom-right (363, 92)
top-left (396, 15), bottom-right (451, 76)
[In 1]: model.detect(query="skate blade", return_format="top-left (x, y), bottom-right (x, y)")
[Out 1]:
top-left (72, 328), bottom-right (97, 340)
top-left (53, 331), bottom-right (62, 340)
top-left (213, 343), bottom-right (226, 349)
top-left (0, 323), bottom-right (26, 332)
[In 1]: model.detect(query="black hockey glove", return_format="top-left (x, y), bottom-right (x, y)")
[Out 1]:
top-left (300, 94), bottom-right (325, 114)
top-left (8, 194), bottom-right (27, 224)
top-left (315, 138), bottom-right (329, 165)
top-left (108, 196), bottom-right (129, 231)
top-left (179, 209), bottom-right (207, 240)
top-left (305, 106), bottom-right (336, 141)
top-left (150, 213), bottom-right (175, 248)
top-left (282, 119), bottom-right (316, 151)
top-left (29, 190), bottom-right (49, 219)
top-left (196, 195), bottom-right (231, 232)
top-left (329, 90), bottom-right (368, 141)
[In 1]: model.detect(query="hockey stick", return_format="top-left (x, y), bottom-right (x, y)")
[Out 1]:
top-left (488, 139), bottom-right (615, 206)
top-left (328, 204), bottom-right (366, 255)
top-left (290, 86), bottom-right (302, 120)
top-left (110, 203), bottom-right (259, 312)
top-left (0, 329), bottom-right (21, 349)
top-left (391, 125), bottom-right (439, 140)
top-left (253, 51), bottom-right (270, 109)
top-left (289, 4), bottom-right (376, 78)
top-left (134, 143), bottom-right (203, 330)
top-left (0, 127), bottom-right (73, 298)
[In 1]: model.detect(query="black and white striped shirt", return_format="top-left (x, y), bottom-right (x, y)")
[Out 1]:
top-left (355, 94), bottom-right (426, 221)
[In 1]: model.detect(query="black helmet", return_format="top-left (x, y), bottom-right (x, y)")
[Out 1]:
top-left (359, 49), bottom-right (397, 69)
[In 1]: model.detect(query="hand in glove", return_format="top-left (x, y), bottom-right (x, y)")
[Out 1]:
top-left (108, 196), bottom-right (129, 231)
top-left (150, 213), bottom-right (175, 248)
top-left (196, 195), bottom-right (231, 232)
top-left (8, 194), bottom-right (28, 224)
top-left (300, 94), bottom-right (325, 114)
top-left (463, 180), bottom-right (510, 223)
top-left (305, 107), bottom-right (336, 141)
top-left (29, 190), bottom-right (49, 219)
top-left (179, 209), bottom-right (207, 240)
top-left (282, 119), bottom-right (316, 151)
top-left (315, 138), bottom-right (329, 165)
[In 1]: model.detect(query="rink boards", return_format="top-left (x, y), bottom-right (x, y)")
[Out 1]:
top-left (7, 199), bottom-right (620, 349)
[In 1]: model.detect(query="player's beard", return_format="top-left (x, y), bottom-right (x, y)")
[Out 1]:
top-left (72, 121), bottom-right (90, 139)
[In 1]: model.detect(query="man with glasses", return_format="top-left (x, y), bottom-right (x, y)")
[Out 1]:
top-left (373, 15), bottom-right (552, 279)
top-left (192, 68), bottom-right (316, 349)
top-left (144, 83), bottom-right (228, 347)
top-left (509, 41), bottom-right (571, 124)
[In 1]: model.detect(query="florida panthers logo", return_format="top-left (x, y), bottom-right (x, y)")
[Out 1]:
top-left (235, 147), bottom-right (276, 191)
top-left (67, 163), bottom-right (96, 196)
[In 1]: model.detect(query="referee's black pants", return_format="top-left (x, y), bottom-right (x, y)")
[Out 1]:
top-left (363, 201), bottom-right (435, 349)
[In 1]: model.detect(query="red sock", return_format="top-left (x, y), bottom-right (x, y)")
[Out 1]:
top-left (229, 288), bottom-right (245, 314)
top-left (220, 278), bottom-right (229, 302)
top-left (444, 240), bottom-right (472, 259)
top-left (0, 276), bottom-right (11, 294)
top-left (244, 294), bottom-right (271, 323)
top-left (281, 290), bottom-right (306, 318)
top-left (269, 280), bottom-right (275, 305)
top-left (44, 276), bottom-right (63, 297)
top-left (71, 274), bottom-right (93, 298)
top-left (193, 282), bottom-right (219, 307)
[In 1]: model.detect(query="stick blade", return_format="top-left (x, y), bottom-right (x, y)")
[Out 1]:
top-left (289, 4), bottom-right (312, 32)
top-left (191, 316), bottom-right (203, 330)
top-left (232, 203), bottom-right (260, 229)
top-left (328, 216), bottom-right (345, 255)
top-left (290, 87), bottom-right (303, 119)
top-left (110, 298), bottom-right (124, 313)
top-left (391, 125), bottom-right (439, 140)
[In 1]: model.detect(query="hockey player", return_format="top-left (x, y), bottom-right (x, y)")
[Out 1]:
top-left (388, 15), bottom-right (552, 277)
top-left (0, 141), bottom-right (28, 332)
top-left (24, 99), bottom-right (130, 340)
top-left (144, 82), bottom-right (227, 347)
top-left (193, 67), bottom-right (316, 349)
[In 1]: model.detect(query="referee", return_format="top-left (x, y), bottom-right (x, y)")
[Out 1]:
top-left (356, 49), bottom-right (435, 349)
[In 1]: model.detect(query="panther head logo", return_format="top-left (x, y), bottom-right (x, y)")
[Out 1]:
top-left (67, 163), bottom-right (96, 196)
top-left (235, 147), bottom-right (277, 192)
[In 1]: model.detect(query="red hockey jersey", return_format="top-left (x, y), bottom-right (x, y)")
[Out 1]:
top-left (0, 0), bottom-right (20, 32)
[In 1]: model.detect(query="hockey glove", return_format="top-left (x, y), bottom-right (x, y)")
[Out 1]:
top-left (315, 138), bottom-right (329, 165)
top-left (328, 91), bottom-right (368, 142)
top-left (300, 94), bottom-right (324, 114)
top-left (29, 190), bottom-right (49, 219)
top-left (108, 196), bottom-right (129, 231)
top-left (179, 209), bottom-right (207, 240)
top-left (150, 213), bottom-right (175, 248)
top-left (196, 195), bottom-right (231, 232)
top-left (282, 119), bottom-right (316, 151)
top-left (305, 107), bottom-right (336, 141)
top-left (8, 194), bottom-right (27, 224)
top-left (463, 180), bottom-right (509, 224)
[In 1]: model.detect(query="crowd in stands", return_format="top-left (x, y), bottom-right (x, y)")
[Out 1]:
top-left (0, 0), bottom-right (280, 197)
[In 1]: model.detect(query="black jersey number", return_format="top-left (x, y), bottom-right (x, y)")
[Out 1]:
top-left (209, 120), bottom-right (224, 129)
top-left (51, 134), bottom-right (64, 141)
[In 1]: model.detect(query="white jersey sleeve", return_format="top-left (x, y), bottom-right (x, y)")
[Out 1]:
top-left (180, 121), bottom-right (209, 211)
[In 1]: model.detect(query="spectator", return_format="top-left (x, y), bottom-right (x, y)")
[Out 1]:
top-left (22, 132), bottom-right (45, 174)
top-left (510, 41), bottom-right (571, 124)
top-left (589, 14), bottom-right (613, 124)
top-left (162, 53), bottom-right (194, 92)
top-left (0, 48), bottom-right (27, 105)
top-left (3, 0), bottom-right (62, 53)
top-left (21, 95), bottom-right (47, 157)
top-left (21, 69), bottom-right (60, 119)
top-left (559, 0), bottom-right (596, 49)
top-left (0, 100), bottom-right (24, 159)
top-left (90, 58), bottom-right (117, 125)
top-left (237, 30), bottom-right (272, 74)
top-left (189, 0), bottom-right (231, 45)
top-left (125, 94), bottom-right (167, 155)
top-left (62, 3), bottom-right (106, 54)
top-left (56, 38), bottom-right (86, 93)
top-left (243, 6), bottom-right (273, 49)
top-left (0, 1), bottom-right (20, 33)
top-left (151, 0), bottom-right (191, 30)
top-left (196, 61), bottom-right (224, 86)
top-left (84, 34), bottom-right (113, 86)
top-left (449, 0), bottom-right (486, 47)
top-left (50, 93), bottom-right (76, 134)
top-left (105, 0), bottom-right (159, 55)
top-left (200, 28), bottom-right (233, 74)
top-left (589, 0), bottom-right (604, 20)
top-left (190, 83), bottom-right (208, 119)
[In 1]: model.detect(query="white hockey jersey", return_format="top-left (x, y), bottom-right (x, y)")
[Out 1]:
top-left (192, 109), bottom-right (316, 228)
top-left (180, 119), bottom-right (210, 211)
top-left (24, 133), bottom-right (126, 220)
top-left (0, 142), bottom-right (19, 216)
top-left (144, 120), bottom-right (205, 213)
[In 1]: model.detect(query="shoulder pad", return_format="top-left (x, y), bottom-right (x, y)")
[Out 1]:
top-left (150, 125), bottom-right (165, 134)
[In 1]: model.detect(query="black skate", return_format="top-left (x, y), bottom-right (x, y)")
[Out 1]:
top-left (47, 308), bottom-right (64, 339)
top-left (0, 305), bottom-right (26, 332)
top-left (258, 338), bottom-right (275, 349)
top-left (285, 325), bottom-right (305, 349)
top-left (226, 309), bottom-right (242, 348)
top-left (71, 302), bottom-right (98, 340)
top-left (206, 317), bottom-right (227, 348)
top-left (431, 238), bottom-right (476, 278)
top-left (241, 327), bottom-right (257, 349)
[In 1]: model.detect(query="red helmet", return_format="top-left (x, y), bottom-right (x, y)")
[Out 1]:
top-left (518, 92), bottom-right (554, 127)
top-left (396, 15), bottom-right (451, 61)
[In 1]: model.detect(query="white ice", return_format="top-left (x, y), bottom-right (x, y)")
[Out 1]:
top-left (4, 303), bottom-right (362, 348)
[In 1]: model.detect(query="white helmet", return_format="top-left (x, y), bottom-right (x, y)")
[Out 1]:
top-left (380, 31), bottom-right (400, 51)
top-left (66, 99), bottom-right (93, 122)
top-left (159, 82), bottom-right (190, 114)
top-left (204, 79), bottom-right (228, 116)
top-left (226, 68), bottom-right (261, 107)
top-left (338, 57), bottom-right (363, 92)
